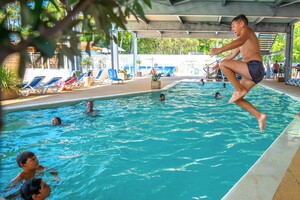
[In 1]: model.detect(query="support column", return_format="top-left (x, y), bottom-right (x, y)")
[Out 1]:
top-left (266, 56), bottom-right (271, 79)
top-left (284, 24), bottom-right (294, 80)
top-left (132, 31), bottom-right (137, 75)
top-left (110, 29), bottom-right (119, 70)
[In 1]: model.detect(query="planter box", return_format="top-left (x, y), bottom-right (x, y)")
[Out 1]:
top-left (277, 77), bottom-right (285, 82)
top-left (117, 73), bottom-right (128, 80)
top-left (1, 88), bottom-right (19, 100)
top-left (151, 80), bottom-right (161, 89)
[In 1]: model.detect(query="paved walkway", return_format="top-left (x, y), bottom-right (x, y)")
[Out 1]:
top-left (2, 76), bottom-right (299, 108)
top-left (1, 76), bottom-right (300, 199)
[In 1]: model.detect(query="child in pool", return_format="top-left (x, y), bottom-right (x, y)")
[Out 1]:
top-left (11, 152), bottom-right (58, 184)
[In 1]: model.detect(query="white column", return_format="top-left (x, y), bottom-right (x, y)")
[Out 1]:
top-left (284, 24), bottom-right (294, 80)
top-left (132, 32), bottom-right (138, 75)
top-left (110, 29), bottom-right (119, 70)
top-left (266, 56), bottom-right (271, 78)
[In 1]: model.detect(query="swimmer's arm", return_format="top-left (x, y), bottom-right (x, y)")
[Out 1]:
top-left (224, 48), bottom-right (240, 60)
top-left (44, 167), bottom-right (59, 181)
top-left (219, 28), bottom-right (249, 53)
top-left (212, 49), bottom-right (240, 70)
top-left (211, 27), bottom-right (249, 55)
top-left (10, 173), bottom-right (23, 184)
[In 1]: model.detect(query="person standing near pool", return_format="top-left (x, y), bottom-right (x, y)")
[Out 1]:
top-left (209, 14), bottom-right (267, 132)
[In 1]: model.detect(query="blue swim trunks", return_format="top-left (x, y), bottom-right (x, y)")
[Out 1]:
top-left (247, 60), bottom-right (264, 84)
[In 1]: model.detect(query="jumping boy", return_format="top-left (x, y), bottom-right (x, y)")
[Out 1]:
top-left (209, 14), bottom-right (267, 132)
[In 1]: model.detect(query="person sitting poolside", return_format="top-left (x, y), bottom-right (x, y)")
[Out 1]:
top-left (11, 151), bottom-right (58, 184)
top-left (150, 67), bottom-right (157, 74)
top-left (198, 79), bottom-right (205, 85)
top-left (215, 92), bottom-right (224, 99)
top-left (20, 178), bottom-right (51, 200)
top-left (160, 94), bottom-right (165, 101)
top-left (222, 83), bottom-right (226, 88)
top-left (51, 117), bottom-right (61, 125)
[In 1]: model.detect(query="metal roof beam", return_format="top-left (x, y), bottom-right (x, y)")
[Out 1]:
top-left (126, 21), bottom-right (288, 33)
top-left (137, 16), bottom-right (149, 24)
top-left (143, 1), bottom-right (300, 18)
top-left (177, 16), bottom-right (184, 24)
top-left (168, 0), bottom-right (175, 6)
top-left (273, 0), bottom-right (284, 7)
top-left (254, 17), bottom-right (264, 25)
top-left (135, 31), bottom-right (235, 39)
top-left (278, 0), bottom-right (300, 8)
top-left (173, 0), bottom-right (192, 6)
top-left (222, 0), bottom-right (227, 6)
top-left (217, 16), bottom-right (222, 24)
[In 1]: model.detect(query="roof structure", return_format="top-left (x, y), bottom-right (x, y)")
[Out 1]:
top-left (126, 0), bottom-right (300, 54)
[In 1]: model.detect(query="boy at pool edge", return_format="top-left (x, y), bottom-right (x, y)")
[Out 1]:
top-left (10, 151), bottom-right (58, 184)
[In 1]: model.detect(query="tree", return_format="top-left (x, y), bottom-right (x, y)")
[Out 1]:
top-left (0, 0), bottom-right (151, 131)
top-left (0, 0), bottom-right (151, 77)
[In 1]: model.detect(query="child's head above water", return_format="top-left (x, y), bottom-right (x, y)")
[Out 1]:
top-left (16, 151), bottom-right (36, 168)
top-left (160, 94), bottom-right (165, 101)
top-left (51, 117), bottom-right (61, 125)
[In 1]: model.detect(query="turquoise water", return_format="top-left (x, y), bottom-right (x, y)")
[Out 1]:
top-left (1, 82), bottom-right (299, 200)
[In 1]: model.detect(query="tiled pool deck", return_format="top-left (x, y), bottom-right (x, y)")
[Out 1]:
top-left (1, 76), bottom-right (299, 199)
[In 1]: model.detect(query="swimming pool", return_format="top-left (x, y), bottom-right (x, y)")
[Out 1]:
top-left (1, 82), bottom-right (299, 200)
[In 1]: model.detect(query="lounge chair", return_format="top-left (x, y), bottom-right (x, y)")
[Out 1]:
top-left (58, 77), bottom-right (78, 91)
top-left (108, 69), bottom-right (123, 84)
top-left (73, 74), bottom-right (85, 87)
top-left (40, 77), bottom-right (62, 94)
top-left (164, 66), bottom-right (175, 77)
top-left (19, 76), bottom-right (45, 96)
top-left (92, 70), bottom-right (103, 83)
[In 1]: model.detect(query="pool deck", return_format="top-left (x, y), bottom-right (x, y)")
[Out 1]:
top-left (1, 76), bottom-right (300, 199)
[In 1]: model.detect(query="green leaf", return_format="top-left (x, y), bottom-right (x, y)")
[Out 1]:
top-left (143, 0), bottom-right (152, 8)
top-left (32, 37), bottom-right (56, 58)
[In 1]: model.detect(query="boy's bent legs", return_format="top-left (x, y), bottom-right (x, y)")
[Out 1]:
top-left (235, 78), bottom-right (267, 132)
top-left (219, 60), bottom-right (252, 103)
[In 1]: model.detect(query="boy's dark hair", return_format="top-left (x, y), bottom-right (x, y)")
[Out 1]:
top-left (215, 92), bottom-right (220, 98)
top-left (160, 94), bottom-right (165, 98)
top-left (20, 178), bottom-right (42, 200)
top-left (16, 151), bottom-right (35, 167)
top-left (232, 14), bottom-right (248, 25)
top-left (53, 117), bottom-right (61, 125)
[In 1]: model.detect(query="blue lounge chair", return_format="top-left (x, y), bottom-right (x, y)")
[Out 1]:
top-left (40, 77), bottom-right (62, 94)
top-left (93, 70), bottom-right (103, 83)
top-left (73, 73), bottom-right (85, 87)
top-left (164, 66), bottom-right (175, 77)
top-left (108, 69), bottom-right (123, 84)
top-left (19, 76), bottom-right (45, 96)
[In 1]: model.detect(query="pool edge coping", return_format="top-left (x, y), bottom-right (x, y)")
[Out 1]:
top-left (222, 83), bottom-right (300, 200)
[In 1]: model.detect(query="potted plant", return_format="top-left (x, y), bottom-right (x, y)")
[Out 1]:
top-left (151, 73), bottom-right (161, 89)
top-left (80, 57), bottom-right (93, 73)
top-left (0, 65), bottom-right (20, 100)
top-left (136, 59), bottom-right (142, 77)
top-left (117, 69), bottom-right (128, 80)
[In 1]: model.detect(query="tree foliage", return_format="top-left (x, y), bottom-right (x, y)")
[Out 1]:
top-left (0, 0), bottom-right (151, 78)
top-left (270, 22), bottom-right (300, 62)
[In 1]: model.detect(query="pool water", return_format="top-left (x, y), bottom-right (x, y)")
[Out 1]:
top-left (1, 82), bottom-right (299, 200)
